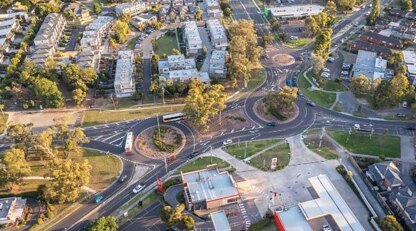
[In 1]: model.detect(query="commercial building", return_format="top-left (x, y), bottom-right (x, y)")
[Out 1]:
top-left (0, 197), bottom-right (27, 225)
top-left (158, 54), bottom-right (210, 83)
top-left (115, 2), bottom-right (147, 17)
top-left (269, 4), bottom-right (324, 20)
top-left (352, 50), bottom-right (388, 80)
top-left (209, 50), bottom-right (227, 78)
top-left (206, 19), bottom-right (228, 50)
top-left (211, 210), bottom-right (231, 231)
top-left (181, 167), bottom-right (239, 210)
top-left (31, 13), bottom-right (66, 66)
top-left (130, 13), bottom-right (157, 29)
top-left (80, 16), bottom-right (113, 51)
top-left (183, 21), bottom-right (202, 55)
top-left (114, 50), bottom-right (135, 98)
top-left (204, 0), bottom-right (223, 19)
top-left (274, 175), bottom-right (365, 231)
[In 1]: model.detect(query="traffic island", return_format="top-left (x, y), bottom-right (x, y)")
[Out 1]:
top-left (273, 53), bottom-right (295, 66)
top-left (253, 98), bottom-right (299, 123)
top-left (135, 126), bottom-right (186, 159)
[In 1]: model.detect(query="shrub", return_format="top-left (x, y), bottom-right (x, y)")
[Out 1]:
top-left (163, 178), bottom-right (182, 190)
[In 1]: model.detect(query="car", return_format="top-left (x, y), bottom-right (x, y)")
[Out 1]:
top-left (289, 35), bottom-right (298, 40)
top-left (132, 184), bottom-right (145, 194)
top-left (307, 101), bottom-right (316, 107)
top-left (322, 225), bottom-right (332, 231)
top-left (341, 71), bottom-right (349, 75)
top-left (297, 91), bottom-right (303, 96)
top-left (327, 57), bottom-right (335, 63)
top-left (322, 68), bottom-right (330, 72)
top-left (267, 121), bottom-right (277, 126)
top-left (118, 174), bottom-right (127, 183)
top-left (353, 124), bottom-right (361, 130)
top-left (223, 139), bottom-right (232, 145)
top-left (405, 127), bottom-right (416, 131)
top-left (286, 79), bottom-right (292, 86)
top-left (321, 72), bottom-right (330, 78)
top-left (94, 195), bottom-right (104, 203)
top-left (396, 113), bottom-right (406, 118)
top-left (188, 151), bottom-right (199, 159)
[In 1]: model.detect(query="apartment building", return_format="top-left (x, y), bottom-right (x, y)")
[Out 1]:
top-left (158, 54), bottom-right (210, 83)
top-left (80, 16), bottom-right (113, 51)
top-left (0, 197), bottom-right (27, 225)
top-left (130, 13), bottom-right (157, 29)
top-left (209, 50), bottom-right (227, 78)
top-left (76, 50), bottom-right (101, 71)
top-left (0, 17), bottom-right (20, 63)
top-left (204, 0), bottom-right (222, 19)
top-left (183, 21), bottom-right (202, 55)
top-left (206, 19), bottom-right (228, 50)
top-left (115, 2), bottom-right (147, 17)
top-left (31, 13), bottom-right (66, 66)
top-left (114, 50), bottom-right (135, 98)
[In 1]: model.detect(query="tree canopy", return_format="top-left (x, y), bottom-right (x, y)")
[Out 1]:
top-left (88, 216), bottom-right (119, 231)
top-left (313, 28), bottom-right (333, 60)
top-left (0, 148), bottom-right (31, 192)
top-left (380, 215), bottom-right (404, 231)
top-left (367, 0), bottom-right (381, 25)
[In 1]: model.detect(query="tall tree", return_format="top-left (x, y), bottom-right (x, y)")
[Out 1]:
top-left (44, 158), bottom-right (91, 204)
top-left (196, 7), bottom-right (203, 21)
top-left (73, 88), bottom-right (87, 105)
top-left (160, 204), bottom-right (185, 227)
top-left (32, 77), bottom-right (65, 108)
top-left (351, 75), bottom-right (372, 97)
top-left (367, 0), bottom-right (381, 25)
top-left (380, 215), bottom-right (404, 231)
top-left (88, 216), bottom-right (119, 231)
top-left (324, 0), bottom-right (337, 15)
top-left (338, 0), bottom-right (356, 10)
top-left (314, 28), bottom-right (333, 60)
top-left (402, 0), bottom-right (413, 10)
top-left (34, 128), bottom-right (55, 160)
top-left (182, 215), bottom-right (195, 229)
top-left (7, 123), bottom-right (33, 148)
top-left (310, 53), bottom-right (325, 76)
top-left (387, 73), bottom-right (414, 104)
top-left (0, 148), bottom-right (31, 192)
top-left (112, 20), bottom-right (131, 44)
top-left (63, 128), bottom-right (89, 157)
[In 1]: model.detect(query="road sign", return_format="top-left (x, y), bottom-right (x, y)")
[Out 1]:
top-left (263, 7), bottom-right (269, 17)
top-left (271, 158), bottom-right (278, 170)
top-left (157, 178), bottom-right (164, 193)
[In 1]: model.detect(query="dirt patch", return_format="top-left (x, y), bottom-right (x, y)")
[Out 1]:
top-left (273, 54), bottom-right (295, 66)
top-left (135, 126), bottom-right (186, 159)
top-left (254, 98), bottom-right (299, 123)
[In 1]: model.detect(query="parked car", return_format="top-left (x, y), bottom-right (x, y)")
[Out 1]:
top-left (321, 72), bottom-right (330, 78)
top-left (396, 113), bottom-right (406, 118)
top-left (327, 57), bottom-right (335, 63)
top-left (188, 151), bottom-right (199, 159)
top-left (223, 139), bottom-right (232, 145)
top-left (119, 174), bottom-right (128, 183)
top-left (94, 195), bottom-right (104, 203)
top-left (322, 225), bottom-right (332, 231)
top-left (341, 71), bottom-right (349, 75)
top-left (132, 184), bottom-right (145, 194)
top-left (322, 68), bottom-right (330, 72)
top-left (286, 79), bottom-right (292, 86)
top-left (353, 124), bottom-right (360, 130)
top-left (307, 101), bottom-right (316, 107)
top-left (289, 35), bottom-right (298, 40)
top-left (267, 121), bottom-right (277, 126)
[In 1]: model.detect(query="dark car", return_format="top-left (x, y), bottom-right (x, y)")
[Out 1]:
top-left (396, 113), bottom-right (406, 118)
top-left (118, 174), bottom-right (127, 183)
top-left (267, 121), bottom-right (277, 126)
top-left (307, 101), bottom-right (316, 107)
top-left (188, 151), bottom-right (199, 159)
top-left (405, 127), bottom-right (415, 131)
top-left (286, 79), bottom-right (292, 86)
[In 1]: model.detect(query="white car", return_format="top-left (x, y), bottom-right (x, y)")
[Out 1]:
top-left (322, 68), bottom-right (330, 72)
top-left (321, 72), bottom-right (330, 78)
top-left (341, 71), bottom-right (349, 75)
top-left (223, 139), bottom-right (232, 145)
top-left (132, 184), bottom-right (145, 194)
top-left (353, 124), bottom-right (361, 130)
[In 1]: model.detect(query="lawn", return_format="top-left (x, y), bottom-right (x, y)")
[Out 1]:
top-left (247, 68), bottom-right (266, 91)
top-left (154, 32), bottom-right (178, 56)
top-left (0, 180), bottom-right (49, 198)
top-left (299, 72), bottom-right (337, 108)
top-left (249, 143), bottom-right (290, 171)
top-left (333, 103), bottom-right (343, 112)
top-left (176, 156), bottom-right (230, 174)
top-left (303, 136), bottom-right (338, 160)
top-left (323, 79), bottom-right (346, 92)
top-left (285, 38), bottom-right (313, 48)
top-left (248, 217), bottom-right (277, 231)
top-left (119, 192), bottom-right (164, 224)
top-left (328, 130), bottom-right (401, 158)
top-left (224, 139), bottom-right (283, 159)
top-left (127, 36), bottom-right (140, 50)
top-left (0, 113), bottom-right (8, 134)
top-left (82, 105), bottom-right (184, 127)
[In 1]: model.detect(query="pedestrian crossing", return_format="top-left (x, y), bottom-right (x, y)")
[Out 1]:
top-left (238, 203), bottom-right (251, 230)
top-left (91, 131), bottom-right (127, 147)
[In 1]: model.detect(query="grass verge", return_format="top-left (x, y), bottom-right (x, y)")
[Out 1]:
top-left (0, 113), bottom-right (8, 134)
top-left (224, 139), bottom-right (283, 159)
top-left (154, 33), bottom-right (178, 56)
top-left (119, 192), bottom-right (163, 224)
top-left (328, 130), bottom-right (400, 158)
top-left (303, 136), bottom-right (338, 160)
top-left (323, 79), bottom-right (346, 92)
top-left (82, 105), bottom-right (184, 127)
top-left (176, 156), bottom-right (230, 174)
top-left (247, 68), bottom-right (266, 91)
top-left (248, 217), bottom-right (276, 231)
top-left (299, 73), bottom-right (336, 108)
top-left (249, 143), bottom-right (290, 171)
top-left (285, 38), bottom-right (313, 48)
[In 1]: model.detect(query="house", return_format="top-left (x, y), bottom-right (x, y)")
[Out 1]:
top-left (130, 13), bottom-right (157, 29)
top-left (209, 50), bottom-right (227, 78)
top-left (183, 21), bottom-right (202, 55)
top-left (0, 197), bottom-right (27, 225)
top-left (360, 31), bottom-right (402, 49)
top-left (269, 4), bottom-right (324, 20)
top-left (115, 2), bottom-right (147, 17)
top-left (181, 167), bottom-right (239, 210)
top-left (158, 54), bottom-right (210, 83)
top-left (206, 19), bottom-right (228, 50)
top-left (63, 2), bottom-right (92, 25)
top-left (348, 40), bottom-right (392, 58)
top-left (114, 50), bottom-right (135, 98)
top-left (204, 0), bottom-right (222, 19)
top-left (366, 161), bottom-right (403, 191)
top-left (389, 186), bottom-right (416, 230)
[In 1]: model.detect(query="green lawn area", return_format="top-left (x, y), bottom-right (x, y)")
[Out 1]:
top-left (247, 68), bottom-right (266, 91)
top-left (176, 157), bottom-right (230, 174)
top-left (285, 38), bottom-right (313, 48)
top-left (298, 71), bottom-right (312, 89)
top-left (333, 103), bottom-right (343, 112)
top-left (323, 79), bottom-right (346, 92)
top-left (249, 143), bottom-right (290, 171)
top-left (248, 217), bottom-right (277, 231)
top-left (299, 72), bottom-right (336, 108)
top-left (82, 105), bottom-right (184, 127)
top-left (127, 36), bottom-right (140, 50)
top-left (0, 113), bottom-right (8, 134)
top-left (119, 192), bottom-right (164, 224)
top-left (154, 32), bottom-right (178, 56)
top-left (328, 130), bottom-right (401, 158)
top-left (303, 136), bottom-right (338, 160)
top-left (224, 139), bottom-right (283, 159)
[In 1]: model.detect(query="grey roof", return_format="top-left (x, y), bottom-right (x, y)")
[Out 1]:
top-left (0, 197), bottom-right (26, 225)
top-left (211, 210), bottom-right (231, 231)
top-left (367, 161), bottom-right (403, 188)
top-left (361, 31), bottom-right (402, 47)
top-left (352, 50), bottom-right (387, 80)
top-left (390, 186), bottom-right (416, 223)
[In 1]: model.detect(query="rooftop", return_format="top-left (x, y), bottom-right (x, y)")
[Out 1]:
top-left (183, 21), bottom-right (202, 49)
top-left (0, 197), bottom-right (26, 225)
top-left (114, 50), bottom-right (134, 85)
top-left (269, 4), bottom-right (324, 18)
top-left (211, 210), bottom-right (231, 231)
top-left (207, 19), bottom-right (227, 42)
top-left (276, 206), bottom-right (313, 231)
top-left (182, 168), bottom-right (238, 203)
top-left (353, 50), bottom-right (387, 80)
top-left (85, 16), bottom-right (113, 32)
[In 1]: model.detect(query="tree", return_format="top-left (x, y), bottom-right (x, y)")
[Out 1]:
top-left (182, 215), bottom-right (195, 229)
top-left (0, 103), bottom-right (5, 114)
top-left (387, 51), bottom-right (404, 66)
top-left (314, 28), bottom-right (333, 60)
top-left (270, 18), bottom-right (280, 32)
top-left (224, 7), bottom-right (232, 17)
top-left (380, 215), bottom-right (404, 231)
top-left (0, 148), bottom-right (31, 192)
top-left (44, 158), bottom-right (91, 203)
top-left (160, 204), bottom-right (185, 227)
top-left (305, 12), bottom-right (334, 37)
top-left (7, 123), bottom-right (33, 147)
top-left (88, 216), bottom-right (119, 231)
top-left (33, 77), bottom-right (65, 108)
top-left (172, 48), bottom-right (181, 55)
top-left (196, 7), bottom-right (203, 21)
top-left (34, 3), bottom-right (60, 18)
top-left (73, 88), bottom-right (86, 105)
top-left (310, 53), bottom-right (325, 76)
top-left (367, 0), bottom-right (381, 25)
top-left (34, 128), bottom-right (55, 160)
top-left (263, 33), bottom-right (274, 46)
top-left (338, 0), bottom-right (356, 10)
top-left (112, 20), bottom-right (130, 44)
top-left (63, 9), bottom-right (76, 20)
top-left (387, 73), bottom-right (414, 104)
top-left (402, 0), bottom-right (413, 10)
top-left (93, 1), bottom-right (102, 15)
top-left (63, 128), bottom-right (89, 157)
top-left (325, 0), bottom-right (337, 14)
top-left (63, 64), bottom-right (98, 91)
top-left (351, 75), bottom-right (372, 97)
top-left (265, 87), bottom-right (298, 116)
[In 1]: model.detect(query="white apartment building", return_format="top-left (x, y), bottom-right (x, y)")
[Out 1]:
top-left (209, 50), bottom-right (227, 78)
top-left (269, 4), bottom-right (324, 20)
top-left (80, 16), bottom-right (113, 51)
top-left (115, 2), bottom-right (147, 17)
top-left (207, 19), bottom-right (228, 50)
top-left (77, 50), bottom-right (101, 71)
top-left (0, 197), bottom-right (27, 225)
top-left (158, 54), bottom-right (210, 83)
top-left (114, 50), bottom-right (135, 98)
top-left (31, 13), bottom-right (66, 66)
top-left (0, 18), bottom-right (19, 61)
top-left (183, 21), bottom-right (202, 55)
top-left (204, 0), bottom-right (222, 19)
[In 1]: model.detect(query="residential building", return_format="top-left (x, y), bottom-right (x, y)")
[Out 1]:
top-left (114, 50), bottom-right (135, 98)
top-left (366, 161), bottom-right (403, 191)
top-left (63, 2), bottom-right (92, 25)
top-left (181, 167), bottom-right (239, 210)
top-left (348, 40), bottom-right (392, 58)
top-left (0, 197), bottom-right (27, 225)
top-left (209, 50), bottom-right (227, 78)
top-left (0, 17), bottom-right (20, 62)
top-left (360, 31), bottom-right (402, 49)
top-left (183, 21), bottom-right (202, 55)
top-left (206, 19), bottom-right (228, 50)
top-left (204, 0), bottom-right (222, 19)
top-left (352, 50), bottom-right (388, 80)
top-left (158, 54), bottom-right (210, 83)
top-left (211, 210), bottom-right (231, 231)
top-left (130, 13), bottom-right (157, 29)
top-left (269, 4), bottom-right (324, 20)
top-left (403, 50), bottom-right (416, 78)
top-left (31, 13), bottom-right (66, 66)
top-left (76, 50), bottom-right (101, 71)
top-left (389, 186), bottom-right (416, 230)
top-left (115, 2), bottom-right (147, 17)
top-left (80, 16), bottom-right (113, 51)
top-left (274, 175), bottom-right (365, 231)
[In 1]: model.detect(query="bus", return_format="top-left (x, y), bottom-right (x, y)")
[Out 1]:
top-left (125, 132), bottom-right (133, 153)
top-left (162, 113), bottom-right (186, 123)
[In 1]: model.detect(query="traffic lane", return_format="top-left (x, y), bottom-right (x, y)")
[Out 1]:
top-left (83, 140), bottom-right (124, 154)
top-left (119, 201), bottom-right (167, 231)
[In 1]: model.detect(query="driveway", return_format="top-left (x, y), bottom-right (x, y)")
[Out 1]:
top-left (164, 184), bottom-right (182, 207)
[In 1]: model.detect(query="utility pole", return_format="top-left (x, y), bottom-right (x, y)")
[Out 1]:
top-left (164, 156), bottom-right (167, 173)
top-left (244, 141), bottom-right (248, 159)
top-left (219, 109), bottom-right (222, 125)
top-left (156, 114), bottom-right (161, 139)
top-left (161, 87), bottom-right (165, 105)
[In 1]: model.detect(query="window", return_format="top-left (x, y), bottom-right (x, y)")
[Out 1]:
top-left (227, 198), bottom-right (238, 203)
